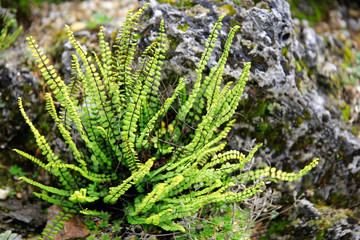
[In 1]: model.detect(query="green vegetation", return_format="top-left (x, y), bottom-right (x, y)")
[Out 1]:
top-left (13, 4), bottom-right (318, 239)
top-left (8, 165), bottom-right (26, 178)
top-left (0, 2), bottom-right (22, 53)
top-left (287, 0), bottom-right (334, 24)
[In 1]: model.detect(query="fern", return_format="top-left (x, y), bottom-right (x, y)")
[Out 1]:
top-left (0, 230), bottom-right (22, 240)
top-left (14, 4), bottom-right (319, 237)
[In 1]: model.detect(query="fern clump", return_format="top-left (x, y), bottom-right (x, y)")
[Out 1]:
top-left (14, 4), bottom-right (318, 237)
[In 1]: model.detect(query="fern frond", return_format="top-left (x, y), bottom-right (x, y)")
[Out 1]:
top-left (137, 77), bottom-right (186, 148)
top-left (18, 5), bottom-right (319, 235)
top-left (45, 162), bottom-right (112, 182)
top-left (177, 16), bottom-right (225, 123)
top-left (45, 93), bottom-right (87, 168)
top-left (104, 157), bottom-right (155, 204)
top-left (33, 192), bottom-right (73, 208)
top-left (19, 176), bottom-right (69, 196)
top-left (17, 98), bottom-right (61, 166)
top-left (239, 158), bottom-right (319, 183)
top-left (13, 149), bottom-right (47, 169)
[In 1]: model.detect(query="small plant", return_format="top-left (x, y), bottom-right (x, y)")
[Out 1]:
top-left (14, 4), bottom-right (318, 238)
top-left (86, 11), bottom-right (114, 29)
top-left (8, 165), bottom-right (26, 178)
top-left (176, 203), bottom-right (251, 240)
top-left (0, 2), bottom-right (22, 52)
top-left (0, 230), bottom-right (22, 240)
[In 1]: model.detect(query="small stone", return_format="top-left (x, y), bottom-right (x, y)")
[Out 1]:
top-left (100, 1), bottom-right (119, 10)
top-left (322, 62), bottom-right (337, 78)
top-left (305, 189), bottom-right (315, 198)
top-left (0, 188), bottom-right (9, 200)
top-left (16, 192), bottom-right (22, 199)
top-left (349, 9), bottom-right (360, 18)
top-left (70, 22), bottom-right (87, 32)
top-left (185, 5), bottom-right (210, 18)
top-left (348, 18), bottom-right (360, 32)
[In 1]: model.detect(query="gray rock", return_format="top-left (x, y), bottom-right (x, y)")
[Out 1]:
top-left (0, 63), bottom-right (40, 144)
top-left (324, 217), bottom-right (360, 240)
top-left (290, 199), bottom-right (322, 220)
top-left (0, 198), bottom-right (47, 233)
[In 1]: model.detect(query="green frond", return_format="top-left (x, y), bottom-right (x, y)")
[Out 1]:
top-left (45, 162), bottom-right (112, 182)
top-left (40, 206), bottom-right (74, 239)
top-left (203, 149), bottom-right (245, 171)
top-left (104, 157), bottom-right (155, 204)
top-left (19, 176), bottom-right (69, 196)
top-left (239, 158), bottom-right (319, 183)
top-left (113, 3), bottom-right (150, 94)
top-left (0, 16), bottom-right (22, 51)
top-left (33, 192), bottom-right (74, 208)
top-left (13, 149), bottom-right (47, 169)
top-left (26, 36), bottom-right (69, 103)
top-left (17, 98), bottom-right (61, 166)
top-left (45, 93), bottom-right (87, 168)
top-left (177, 16), bottom-right (225, 123)
top-left (137, 77), bottom-right (186, 148)
top-left (145, 208), bottom-right (173, 226)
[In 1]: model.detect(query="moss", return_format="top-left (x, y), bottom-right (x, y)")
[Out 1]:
top-left (167, 35), bottom-right (182, 54)
top-left (185, 5), bottom-right (210, 18)
top-left (282, 47), bottom-right (289, 59)
top-left (233, 0), bottom-right (242, 6)
top-left (238, 97), bottom-right (289, 152)
top-left (177, 23), bottom-right (189, 32)
top-left (295, 76), bottom-right (303, 93)
top-left (344, 45), bottom-right (353, 63)
top-left (266, 102), bottom-right (284, 115)
top-left (158, 0), bottom-right (176, 3)
top-left (175, 0), bottom-right (195, 8)
top-left (352, 126), bottom-right (357, 135)
top-left (295, 60), bottom-right (302, 72)
top-left (341, 104), bottom-right (350, 122)
top-left (304, 110), bottom-right (311, 120)
top-left (217, 5), bottom-right (236, 16)
top-left (295, 116), bottom-right (303, 125)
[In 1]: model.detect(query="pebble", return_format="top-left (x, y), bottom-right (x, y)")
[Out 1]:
top-left (0, 188), bottom-right (9, 200)
top-left (16, 192), bottom-right (22, 199)
top-left (349, 9), bottom-right (360, 18)
top-left (70, 22), bottom-right (87, 32)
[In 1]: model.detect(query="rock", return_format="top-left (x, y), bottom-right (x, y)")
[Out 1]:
top-left (291, 199), bottom-right (322, 220)
top-left (0, 198), bottom-right (47, 233)
top-left (44, 205), bottom-right (90, 240)
top-left (69, 21), bottom-right (87, 32)
top-left (0, 63), bottom-right (42, 156)
top-left (299, 20), bottom-right (325, 68)
top-left (324, 217), bottom-right (360, 240)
